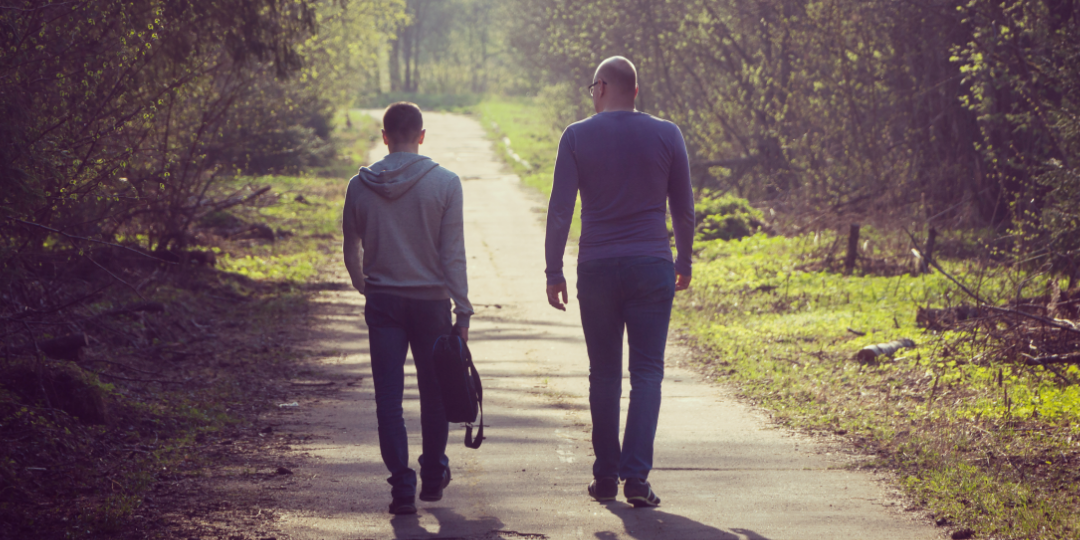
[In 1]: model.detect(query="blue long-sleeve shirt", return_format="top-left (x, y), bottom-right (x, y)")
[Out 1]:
top-left (545, 110), bottom-right (695, 285)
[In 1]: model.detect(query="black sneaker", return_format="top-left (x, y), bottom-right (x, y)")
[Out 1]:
top-left (588, 477), bottom-right (619, 501)
top-left (389, 495), bottom-right (416, 514)
top-left (623, 478), bottom-right (660, 508)
top-left (419, 467), bottom-right (451, 502)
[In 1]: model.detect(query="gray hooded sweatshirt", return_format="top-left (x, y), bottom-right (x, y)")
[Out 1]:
top-left (342, 152), bottom-right (473, 328)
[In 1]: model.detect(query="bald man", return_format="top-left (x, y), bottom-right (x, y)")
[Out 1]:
top-left (544, 56), bottom-right (695, 508)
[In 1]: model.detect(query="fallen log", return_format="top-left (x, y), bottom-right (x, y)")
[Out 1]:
top-left (99, 301), bottom-right (166, 318)
top-left (856, 338), bottom-right (916, 363)
top-left (15, 333), bottom-right (91, 362)
top-left (1024, 353), bottom-right (1080, 366)
top-left (916, 305), bottom-right (985, 330)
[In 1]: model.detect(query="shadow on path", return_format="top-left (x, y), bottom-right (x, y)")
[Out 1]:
top-left (387, 507), bottom-right (505, 540)
top-left (596, 501), bottom-right (773, 540)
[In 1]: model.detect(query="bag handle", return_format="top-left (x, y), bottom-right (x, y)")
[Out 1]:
top-left (464, 358), bottom-right (483, 449)
top-left (457, 336), bottom-right (484, 449)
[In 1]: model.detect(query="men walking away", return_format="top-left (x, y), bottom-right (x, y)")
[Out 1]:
top-left (342, 102), bottom-right (474, 515)
top-left (544, 56), bottom-right (695, 507)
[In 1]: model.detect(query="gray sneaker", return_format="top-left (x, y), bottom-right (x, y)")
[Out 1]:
top-left (623, 478), bottom-right (660, 508)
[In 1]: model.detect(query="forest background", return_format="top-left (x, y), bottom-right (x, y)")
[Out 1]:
top-left (1, 0), bottom-right (1078, 539)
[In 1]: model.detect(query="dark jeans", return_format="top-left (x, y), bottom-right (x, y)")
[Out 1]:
top-left (364, 293), bottom-right (452, 498)
top-left (577, 256), bottom-right (676, 481)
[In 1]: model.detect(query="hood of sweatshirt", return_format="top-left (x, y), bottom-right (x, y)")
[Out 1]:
top-left (356, 152), bottom-right (441, 200)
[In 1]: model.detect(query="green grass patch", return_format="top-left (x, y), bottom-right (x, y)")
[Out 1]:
top-left (678, 233), bottom-right (1080, 539)
top-left (317, 109), bottom-right (382, 177)
top-left (207, 173), bottom-right (348, 284)
top-left (475, 95), bottom-right (582, 238)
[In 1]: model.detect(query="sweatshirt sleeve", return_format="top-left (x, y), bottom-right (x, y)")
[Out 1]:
top-left (341, 178), bottom-right (366, 293)
top-left (667, 126), bottom-right (695, 277)
top-left (439, 175), bottom-right (474, 328)
top-left (544, 128), bottom-right (579, 285)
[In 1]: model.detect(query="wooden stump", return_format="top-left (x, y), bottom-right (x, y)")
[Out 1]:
top-left (844, 224), bottom-right (860, 275)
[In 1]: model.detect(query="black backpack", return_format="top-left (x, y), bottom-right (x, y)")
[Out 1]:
top-left (431, 329), bottom-right (484, 449)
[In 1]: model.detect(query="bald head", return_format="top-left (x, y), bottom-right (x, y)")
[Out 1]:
top-left (594, 56), bottom-right (637, 98)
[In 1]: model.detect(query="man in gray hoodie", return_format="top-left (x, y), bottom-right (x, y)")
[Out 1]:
top-left (342, 102), bottom-right (473, 515)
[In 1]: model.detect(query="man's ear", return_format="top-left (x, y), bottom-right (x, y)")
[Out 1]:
top-left (634, 86), bottom-right (639, 99)
top-left (381, 129), bottom-right (389, 146)
top-left (417, 129), bottom-right (426, 145)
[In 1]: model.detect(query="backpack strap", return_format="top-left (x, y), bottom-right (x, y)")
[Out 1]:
top-left (461, 342), bottom-right (484, 449)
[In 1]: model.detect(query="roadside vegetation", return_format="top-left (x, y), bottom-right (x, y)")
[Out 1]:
top-left (0, 0), bottom-right (387, 531)
top-left (680, 232), bottom-right (1080, 539)
top-left (0, 167), bottom-right (362, 538)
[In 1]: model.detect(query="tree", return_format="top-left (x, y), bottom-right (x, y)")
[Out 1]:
top-left (0, 0), bottom-right (402, 263)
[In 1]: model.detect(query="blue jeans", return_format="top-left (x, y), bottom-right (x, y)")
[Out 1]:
top-left (364, 293), bottom-right (452, 498)
top-left (576, 256), bottom-right (676, 481)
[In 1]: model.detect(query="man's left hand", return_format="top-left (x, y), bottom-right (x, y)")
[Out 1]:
top-left (676, 273), bottom-right (692, 291)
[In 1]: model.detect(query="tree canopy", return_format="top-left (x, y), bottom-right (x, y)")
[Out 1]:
top-left (1, 0), bottom-right (401, 261)
top-left (504, 0), bottom-right (1078, 277)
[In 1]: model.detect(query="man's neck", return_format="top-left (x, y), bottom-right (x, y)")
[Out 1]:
top-left (598, 101), bottom-right (636, 113)
top-left (387, 145), bottom-right (420, 154)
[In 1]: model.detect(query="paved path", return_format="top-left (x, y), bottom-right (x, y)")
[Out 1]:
top-left (274, 111), bottom-right (940, 540)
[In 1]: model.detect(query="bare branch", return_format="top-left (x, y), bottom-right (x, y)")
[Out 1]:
top-left (8, 218), bottom-right (173, 264)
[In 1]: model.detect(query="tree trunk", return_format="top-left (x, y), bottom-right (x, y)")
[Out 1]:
top-left (389, 36), bottom-right (401, 91)
top-left (919, 227), bottom-right (937, 274)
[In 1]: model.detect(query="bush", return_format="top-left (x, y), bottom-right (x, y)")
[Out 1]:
top-left (694, 194), bottom-right (765, 241)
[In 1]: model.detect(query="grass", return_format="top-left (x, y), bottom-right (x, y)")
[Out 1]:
top-left (213, 173), bottom-right (350, 282)
top-left (324, 109), bottom-right (383, 176)
top-left (476, 94), bottom-right (1080, 539)
top-left (678, 233), bottom-right (1080, 539)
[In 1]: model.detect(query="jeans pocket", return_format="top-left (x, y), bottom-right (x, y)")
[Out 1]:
top-left (625, 260), bottom-right (676, 302)
top-left (364, 294), bottom-right (401, 327)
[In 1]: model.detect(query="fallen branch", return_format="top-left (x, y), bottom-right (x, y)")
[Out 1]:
top-left (1023, 353), bottom-right (1080, 366)
top-left (856, 338), bottom-right (916, 363)
top-left (904, 228), bottom-right (1080, 338)
top-left (1023, 354), bottom-right (1077, 385)
top-left (204, 185), bottom-right (272, 212)
top-left (80, 357), bottom-right (165, 376)
top-left (97, 301), bottom-right (166, 318)
top-left (9, 218), bottom-right (173, 263)
top-left (85, 255), bottom-right (146, 300)
top-left (1, 284), bottom-right (112, 320)
top-left (82, 367), bottom-right (193, 385)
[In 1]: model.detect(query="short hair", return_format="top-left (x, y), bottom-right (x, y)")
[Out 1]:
top-left (382, 102), bottom-right (423, 144)
top-left (597, 56), bottom-right (637, 96)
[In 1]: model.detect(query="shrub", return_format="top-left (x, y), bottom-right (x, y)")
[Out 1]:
top-left (694, 194), bottom-right (765, 241)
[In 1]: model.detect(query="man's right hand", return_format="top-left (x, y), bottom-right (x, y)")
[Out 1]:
top-left (547, 282), bottom-right (569, 311)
